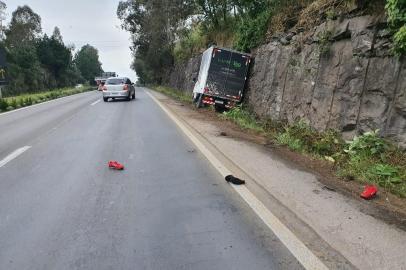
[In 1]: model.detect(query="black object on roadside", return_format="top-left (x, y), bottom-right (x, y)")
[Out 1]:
top-left (225, 175), bottom-right (245, 185)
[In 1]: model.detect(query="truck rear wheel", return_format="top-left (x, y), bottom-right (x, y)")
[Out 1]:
top-left (214, 104), bottom-right (226, 113)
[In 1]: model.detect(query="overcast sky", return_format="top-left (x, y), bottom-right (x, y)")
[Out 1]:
top-left (5, 0), bottom-right (137, 80)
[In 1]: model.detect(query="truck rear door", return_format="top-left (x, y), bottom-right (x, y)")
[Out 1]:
top-left (206, 48), bottom-right (231, 97)
top-left (206, 48), bottom-right (250, 101)
top-left (224, 52), bottom-right (250, 100)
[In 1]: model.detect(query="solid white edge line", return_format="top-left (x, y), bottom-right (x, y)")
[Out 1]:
top-left (0, 146), bottom-right (31, 168)
top-left (0, 90), bottom-right (97, 117)
top-left (90, 99), bottom-right (101, 106)
top-left (145, 90), bottom-right (329, 270)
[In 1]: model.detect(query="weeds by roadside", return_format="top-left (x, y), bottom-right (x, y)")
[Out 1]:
top-left (221, 106), bottom-right (406, 198)
top-left (221, 106), bottom-right (264, 132)
top-left (0, 86), bottom-right (93, 113)
top-left (152, 89), bottom-right (406, 198)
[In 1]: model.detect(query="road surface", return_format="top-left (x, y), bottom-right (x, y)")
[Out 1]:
top-left (0, 89), bottom-right (303, 270)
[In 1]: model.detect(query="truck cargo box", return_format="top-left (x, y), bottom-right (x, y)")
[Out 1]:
top-left (193, 46), bottom-right (251, 110)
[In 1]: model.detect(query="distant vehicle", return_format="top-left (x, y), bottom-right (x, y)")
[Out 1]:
top-left (97, 81), bottom-right (105, 91)
top-left (95, 72), bottom-right (117, 89)
top-left (102, 77), bottom-right (135, 102)
top-left (193, 46), bottom-right (251, 112)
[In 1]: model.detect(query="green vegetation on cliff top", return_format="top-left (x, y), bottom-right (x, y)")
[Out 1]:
top-left (118, 0), bottom-right (404, 85)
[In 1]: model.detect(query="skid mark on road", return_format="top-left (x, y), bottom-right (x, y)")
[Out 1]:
top-left (146, 90), bottom-right (329, 270)
top-left (0, 146), bottom-right (31, 168)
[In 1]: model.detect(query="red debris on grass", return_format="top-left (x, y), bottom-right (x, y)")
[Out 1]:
top-left (108, 161), bottom-right (124, 170)
top-left (360, 185), bottom-right (378, 200)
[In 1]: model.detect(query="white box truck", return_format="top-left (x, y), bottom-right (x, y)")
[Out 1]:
top-left (193, 46), bottom-right (251, 111)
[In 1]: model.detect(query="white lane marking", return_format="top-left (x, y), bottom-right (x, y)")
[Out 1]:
top-left (145, 90), bottom-right (329, 270)
top-left (0, 146), bottom-right (31, 168)
top-left (90, 99), bottom-right (101, 106)
top-left (0, 91), bottom-right (97, 117)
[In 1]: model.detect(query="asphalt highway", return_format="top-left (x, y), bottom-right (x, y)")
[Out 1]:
top-left (0, 89), bottom-right (303, 270)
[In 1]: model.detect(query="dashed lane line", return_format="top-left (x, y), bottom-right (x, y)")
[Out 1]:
top-left (90, 99), bottom-right (101, 106)
top-left (0, 146), bottom-right (32, 168)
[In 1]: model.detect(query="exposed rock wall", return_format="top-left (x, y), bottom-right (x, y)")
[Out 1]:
top-left (166, 56), bottom-right (201, 95)
top-left (166, 15), bottom-right (406, 147)
top-left (247, 15), bottom-right (406, 147)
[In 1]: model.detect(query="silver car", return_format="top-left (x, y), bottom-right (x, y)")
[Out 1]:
top-left (102, 77), bottom-right (136, 102)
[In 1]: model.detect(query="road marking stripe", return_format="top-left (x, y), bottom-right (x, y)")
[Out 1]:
top-left (0, 146), bottom-right (31, 168)
top-left (146, 90), bottom-right (329, 270)
top-left (90, 100), bottom-right (101, 106)
top-left (0, 91), bottom-right (97, 117)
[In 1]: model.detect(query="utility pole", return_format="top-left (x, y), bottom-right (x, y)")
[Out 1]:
top-left (0, 2), bottom-right (6, 99)
top-left (0, 1), bottom-right (6, 41)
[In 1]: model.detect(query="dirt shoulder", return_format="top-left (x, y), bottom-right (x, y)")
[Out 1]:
top-left (157, 92), bottom-right (406, 230)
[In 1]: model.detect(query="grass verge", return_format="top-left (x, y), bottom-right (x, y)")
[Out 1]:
top-left (223, 106), bottom-right (406, 198)
top-left (0, 86), bottom-right (93, 113)
top-left (152, 86), bottom-right (192, 104)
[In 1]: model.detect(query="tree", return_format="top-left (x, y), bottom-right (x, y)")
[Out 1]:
top-left (4, 5), bottom-right (44, 94)
top-left (117, 0), bottom-right (194, 84)
top-left (37, 33), bottom-right (73, 88)
top-left (52, 26), bottom-right (63, 44)
top-left (3, 5), bottom-right (84, 94)
top-left (74, 44), bottom-right (103, 84)
top-left (5, 5), bottom-right (42, 46)
top-left (0, 1), bottom-right (6, 40)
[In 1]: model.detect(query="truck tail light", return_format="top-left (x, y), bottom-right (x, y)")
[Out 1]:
top-left (102, 85), bottom-right (107, 91)
top-left (202, 96), bottom-right (215, 105)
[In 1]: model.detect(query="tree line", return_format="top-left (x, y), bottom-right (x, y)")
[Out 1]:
top-left (0, 3), bottom-right (103, 97)
top-left (117, 0), bottom-right (272, 85)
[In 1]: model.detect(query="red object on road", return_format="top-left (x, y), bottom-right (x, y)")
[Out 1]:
top-left (108, 161), bottom-right (124, 170)
top-left (360, 185), bottom-right (378, 199)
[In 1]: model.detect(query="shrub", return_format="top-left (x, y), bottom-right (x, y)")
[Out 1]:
top-left (173, 26), bottom-right (206, 62)
top-left (393, 25), bottom-right (406, 55)
top-left (367, 163), bottom-right (402, 185)
top-left (313, 129), bottom-right (344, 156)
top-left (385, 0), bottom-right (406, 54)
top-left (344, 130), bottom-right (388, 160)
top-left (10, 99), bottom-right (17, 109)
top-left (317, 30), bottom-right (333, 55)
top-left (222, 105), bottom-right (264, 132)
top-left (276, 132), bottom-right (304, 151)
top-left (0, 98), bottom-right (8, 111)
top-left (234, 10), bottom-right (271, 52)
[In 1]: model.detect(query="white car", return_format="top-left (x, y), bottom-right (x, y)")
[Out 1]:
top-left (102, 77), bottom-right (135, 102)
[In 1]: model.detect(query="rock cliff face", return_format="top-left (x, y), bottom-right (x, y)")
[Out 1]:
top-left (166, 15), bottom-right (406, 147)
top-left (166, 56), bottom-right (201, 96)
top-left (248, 15), bottom-right (405, 147)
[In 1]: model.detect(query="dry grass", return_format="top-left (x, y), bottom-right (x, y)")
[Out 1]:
top-left (297, 0), bottom-right (349, 29)
top-left (267, 0), bottom-right (312, 38)
top-left (207, 28), bottom-right (235, 48)
top-left (266, 0), bottom-right (367, 38)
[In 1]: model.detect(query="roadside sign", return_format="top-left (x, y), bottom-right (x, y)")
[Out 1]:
top-left (0, 47), bottom-right (7, 86)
